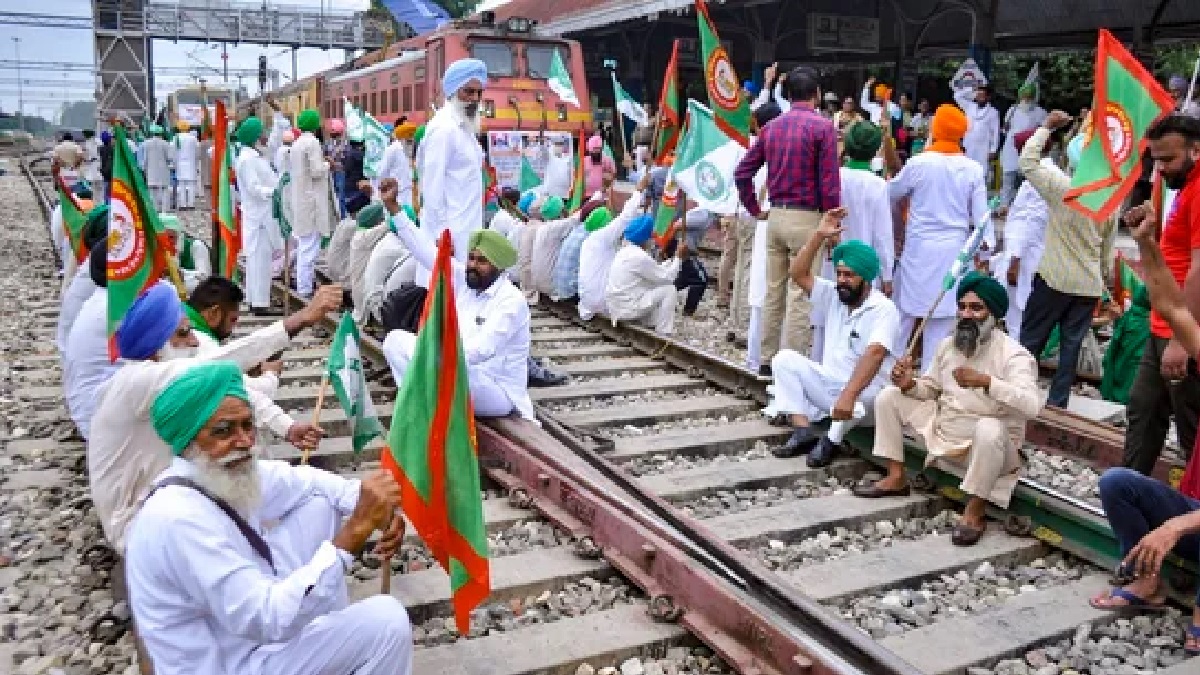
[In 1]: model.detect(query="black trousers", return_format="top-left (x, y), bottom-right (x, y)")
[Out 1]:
top-left (1018, 274), bottom-right (1097, 408)
top-left (1122, 334), bottom-right (1200, 474)
top-left (675, 257), bottom-right (708, 315)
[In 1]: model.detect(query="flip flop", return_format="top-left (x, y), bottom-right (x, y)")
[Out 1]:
top-left (1186, 623), bottom-right (1200, 656)
top-left (1087, 587), bottom-right (1169, 613)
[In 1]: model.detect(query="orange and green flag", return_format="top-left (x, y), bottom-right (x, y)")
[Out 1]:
top-left (55, 174), bottom-right (93, 264)
top-left (212, 101), bottom-right (241, 280)
top-left (482, 158), bottom-right (498, 207)
top-left (1064, 29), bottom-right (1174, 221)
top-left (106, 124), bottom-right (173, 360)
top-left (654, 39), bottom-right (682, 164)
top-left (382, 230), bottom-right (490, 634)
top-left (567, 127), bottom-right (587, 212)
top-left (696, 0), bottom-right (751, 148)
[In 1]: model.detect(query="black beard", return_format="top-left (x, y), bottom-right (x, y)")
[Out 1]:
top-left (466, 268), bottom-right (499, 291)
top-left (954, 318), bottom-right (981, 358)
top-left (836, 281), bottom-right (867, 306)
top-left (464, 103), bottom-right (480, 118)
top-left (1164, 156), bottom-right (1195, 190)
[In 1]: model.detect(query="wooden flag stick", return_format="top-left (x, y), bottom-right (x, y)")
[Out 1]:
top-left (282, 237), bottom-right (292, 317)
top-left (299, 373), bottom-right (329, 465)
top-left (380, 553), bottom-right (393, 595)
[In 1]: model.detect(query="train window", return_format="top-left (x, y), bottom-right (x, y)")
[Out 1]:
top-left (380, 91), bottom-right (388, 114)
top-left (370, 92), bottom-right (378, 114)
top-left (526, 45), bottom-right (569, 79)
top-left (470, 42), bottom-right (514, 77)
top-left (415, 86), bottom-right (426, 113)
top-left (390, 89), bottom-right (399, 112)
top-left (403, 86), bottom-right (412, 111)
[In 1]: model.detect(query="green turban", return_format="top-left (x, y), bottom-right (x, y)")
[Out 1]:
top-left (159, 213), bottom-right (182, 233)
top-left (957, 270), bottom-right (1009, 318)
top-left (150, 125), bottom-right (165, 137)
top-left (1018, 83), bottom-right (1036, 100)
top-left (831, 239), bottom-right (880, 283)
top-left (843, 120), bottom-right (883, 161)
top-left (413, 125), bottom-right (427, 150)
top-left (584, 206), bottom-right (613, 233)
top-left (469, 229), bottom-right (518, 269)
top-left (297, 109), bottom-right (321, 133)
top-left (540, 195), bottom-right (564, 220)
top-left (356, 203), bottom-right (386, 229)
top-left (151, 361), bottom-right (249, 455)
top-left (236, 117), bottom-right (263, 146)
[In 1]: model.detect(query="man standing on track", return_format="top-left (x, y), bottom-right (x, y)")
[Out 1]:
top-left (174, 124), bottom-right (201, 210)
top-left (954, 84), bottom-right (1001, 184)
top-left (998, 84), bottom-right (1047, 212)
top-left (378, 123), bottom-right (416, 207)
top-left (734, 66), bottom-right (841, 377)
top-left (416, 57), bottom-right (489, 285)
top-left (235, 117), bottom-right (285, 315)
top-left (289, 108), bottom-right (337, 299)
top-left (142, 125), bottom-right (175, 213)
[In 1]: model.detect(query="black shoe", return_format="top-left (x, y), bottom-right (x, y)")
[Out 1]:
top-left (758, 364), bottom-right (773, 378)
top-left (771, 428), bottom-right (819, 458)
top-left (807, 437), bottom-right (837, 468)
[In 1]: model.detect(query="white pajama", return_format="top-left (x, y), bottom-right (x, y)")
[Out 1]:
top-left (770, 350), bottom-right (879, 443)
top-left (382, 330), bottom-right (514, 417)
top-left (295, 233), bottom-right (323, 298)
top-left (176, 180), bottom-right (197, 209)
top-left (244, 220), bottom-right (277, 309)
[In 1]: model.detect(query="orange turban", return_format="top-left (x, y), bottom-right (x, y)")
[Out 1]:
top-left (394, 123), bottom-right (417, 140)
top-left (873, 83), bottom-right (892, 102)
top-left (928, 104), bottom-right (967, 153)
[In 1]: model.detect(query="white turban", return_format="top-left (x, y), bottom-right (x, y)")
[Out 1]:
top-left (443, 58), bottom-right (489, 97)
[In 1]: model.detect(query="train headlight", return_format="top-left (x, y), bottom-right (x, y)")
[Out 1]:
top-left (556, 103), bottom-right (567, 122)
top-left (506, 16), bottom-right (531, 33)
top-left (483, 99), bottom-right (496, 118)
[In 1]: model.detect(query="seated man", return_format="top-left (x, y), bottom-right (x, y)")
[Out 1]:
top-left (771, 211), bottom-right (901, 468)
top-left (551, 202), bottom-right (606, 302)
top-left (57, 203), bottom-right (108, 352)
top-left (380, 182), bottom-right (534, 419)
top-left (185, 276), bottom-right (244, 349)
top-left (530, 196), bottom-right (578, 298)
top-left (489, 187), bottom-right (524, 242)
top-left (348, 201), bottom-right (395, 323)
top-left (161, 214), bottom-right (211, 294)
top-left (854, 272), bottom-right (1041, 546)
top-left (605, 214), bottom-right (686, 335)
top-left (326, 188), bottom-right (372, 284)
top-left (125, 361), bottom-right (412, 674)
top-left (1087, 201), bottom-right (1200, 654)
top-left (579, 173), bottom-right (650, 321)
top-left (64, 242), bottom-right (117, 439)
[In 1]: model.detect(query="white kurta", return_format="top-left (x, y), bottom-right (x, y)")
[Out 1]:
top-left (142, 137), bottom-right (175, 187)
top-left (999, 103), bottom-right (1048, 172)
top-left (859, 84), bottom-right (901, 126)
top-left (388, 209), bottom-right (534, 419)
top-left (325, 218), bottom-right (359, 284)
top-left (349, 224), bottom-right (391, 324)
top-left (174, 132), bottom-right (200, 182)
top-left (87, 321), bottom-right (294, 553)
top-left (489, 209), bottom-right (520, 242)
top-left (888, 151), bottom-right (990, 320)
top-left (63, 288), bottom-right (118, 438)
top-left (265, 112), bottom-right (292, 173)
top-left (605, 244), bottom-right (682, 332)
top-left (287, 132), bottom-right (335, 240)
top-left (236, 146), bottom-right (283, 309)
top-left (823, 167), bottom-right (895, 282)
top-left (125, 458), bottom-right (412, 675)
top-left (542, 152), bottom-right (573, 199)
top-left (363, 231), bottom-right (411, 323)
top-left (990, 161), bottom-right (1051, 335)
top-left (274, 145), bottom-right (292, 176)
top-left (416, 106), bottom-right (483, 286)
top-left (378, 140), bottom-right (414, 206)
top-left (954, 89), bottom-right (1000, 176)
top-left (82, 138), bottom-right (103, 182)
top-left (531, 215), bottom-right (579, 296)
top-left (58, 265), bottom-right (96, 353)
top-left (578, 190), bottom-right (644, 320)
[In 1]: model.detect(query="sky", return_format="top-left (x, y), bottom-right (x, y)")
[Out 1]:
top-left (0, 0), bottom-right (508, 122)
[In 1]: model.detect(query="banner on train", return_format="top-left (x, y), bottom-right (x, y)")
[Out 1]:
top-left (486, 131), bottom-right (574, 189)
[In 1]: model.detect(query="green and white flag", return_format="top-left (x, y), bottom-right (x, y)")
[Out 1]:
top-left (327, 313), bottom-right (384, 454)
top-left (548, 49), bottom-right (579, 107)
top-left (672, 100), bottom-right (746, 215)
top-left (343, 98), bottom-right (390, 178)
top-left (612, 73), bottom-right (648, 126)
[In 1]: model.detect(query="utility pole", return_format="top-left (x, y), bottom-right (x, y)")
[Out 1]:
top-left (12, 37), bottom-right (24, 132)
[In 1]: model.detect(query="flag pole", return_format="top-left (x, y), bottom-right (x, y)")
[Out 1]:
top-left (300, 373), bottom-right (329, 465)
top-left (1186, 55), bottom-right (1200, 113)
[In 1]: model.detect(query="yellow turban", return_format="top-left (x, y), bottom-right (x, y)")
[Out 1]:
top-left (394, 123), bottom-right (417, 140)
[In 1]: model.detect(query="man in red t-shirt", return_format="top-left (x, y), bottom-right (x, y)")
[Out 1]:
top-left (1123, 115), bottom-right (1200, 475)
top-left (1091, 182), bottom-right (1200, 652)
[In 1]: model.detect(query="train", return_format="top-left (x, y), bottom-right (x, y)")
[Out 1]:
top-left (166, 85), bottom-right (239, 131)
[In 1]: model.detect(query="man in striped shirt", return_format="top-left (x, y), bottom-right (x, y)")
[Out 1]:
top-left (735, 66), bottom-right (841, 376)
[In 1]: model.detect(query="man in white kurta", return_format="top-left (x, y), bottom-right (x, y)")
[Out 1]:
top-left (161, 214), bottom-right (212, 294)
top-left (998, 85), bottom-right (1047, 210)
top-left (542, 138), bottom-right (573, 200)
top-left (381, 187), bottom-right (533, 419)
top-left (605, 214), bottom-right (685, 335)
top-left (81, 129), bottom-right (103, 194)
top-left (530, 197), bottom-right (578, 297)
top-left (142, 127), bottom-right (175, 213)
top-left (235, 118), bottom-right (284, 314)
top-left (889, 104), bottom-right (992, 372)
top-left (174, 128), bottom-right (201, 209)
top-left (89, 282), bottom-right (340, 553)
top-left (771, 223), bottom-right (901, 469)
top-left (348, 203), bottom-right (396, 325)
top-left (289, 109), bottom-right (337, 298)
top-left (326, 191), bottom-right (373, 284)
top-left (855, 272), bottom-right (1041, 546)
top-left (859, 78), bottom-right (902, 127)
top-left (954, 85), bottom-right (1001, 182)
top-left (377, 127), bottom-right (414, 207)
top-left (578, 182), bottom-right (647, 321)
top-left (64, 247), bottom-right (116, 439)
top-left (990, 129), bottom-right (1051, 339)
top-left (124, 362), bottom-right (411, 675)
top-left (416, 57), bottom-right (488, 286)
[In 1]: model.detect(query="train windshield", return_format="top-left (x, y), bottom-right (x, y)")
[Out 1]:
top-left (525, 44), bottom-right (570, 79)
top-left (470, 42), bottom-right (515, 77)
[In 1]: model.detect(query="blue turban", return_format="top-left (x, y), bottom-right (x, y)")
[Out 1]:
top-left (443, 58), bottom-right (489, 97)
top-left (623, 214), bottom-right (655, 245)
top-left (116, 281), bottom-right (184, 360)
top-left (100, 130), bottom-right (112, 144)
top-left (831, 240), bottom-right (881, 283)
top-left (743, 80), bottom-right (760, 96)
top-left (517, 189), bottom-right (538, 215)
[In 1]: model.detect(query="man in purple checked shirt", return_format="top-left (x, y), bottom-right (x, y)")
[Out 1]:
top-left (735, 66), bottom-right (841, 377)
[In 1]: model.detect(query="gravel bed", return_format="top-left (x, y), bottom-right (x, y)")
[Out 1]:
top-left (411, 575), bottom-right (642, 647)
top-left (755, 509), bottom-right (960, 571)
top-left (569, 369), bottom-right (672, 385)
top-left (573, 646), bottom-right (733, 675)
top-left (677, 476), bottom-right (857, 519)
top-left (594, 410), bottom-right (765, 439)
top-left (1023, 448), bottom-right (1102, 505)
top-left (621, 441), bottom-right (773, 476)
top-left (542, 386), bottom-right (725, 414)
top-left (829, 553), bottom-right (1089, 639)
top-left (970, 615), bottom-right (1194, 675)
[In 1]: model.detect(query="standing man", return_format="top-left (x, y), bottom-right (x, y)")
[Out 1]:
top-left (174, 125), bottom-right (201, 210)
top-left (289, 108), bottom-right (336, 299)
top-left (235, 117), bottom-right (284, 315)
top-left (417, 57), bottom-right (488, 283)
top-left (1169, 75), bottom-right (1200, 119)
top-left (142, 125), bottom-right (175, 213)
top-left (1124, 114), bottom-right (1200, 475)
top-left (994, 129), bottom-right (1051, 340)
top-left (998, 84), bottom-right (1047, 212)
top-left (379, 123), bottom-right (416, 207)
top-left (734, 66), bottom-right (841, 376)
top-left (80, 129), bottom-right (103, 197)
top-left (1015, 110), bottom-right (1116, 409)
top-left (860, 77), bottom-right (901, 127)
top-left (542, 137), bottom-right (574, 200)
top-left (955, 84), bottom-right (1001, 184)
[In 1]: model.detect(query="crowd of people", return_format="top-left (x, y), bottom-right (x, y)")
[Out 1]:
top-left (44, 39), bottom-right (1200, 670)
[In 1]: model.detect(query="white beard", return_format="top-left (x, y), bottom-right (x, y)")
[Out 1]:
top-left (191, 448), bottom-right (263, 516)
top-left (157, 342), bottom-right (199, 360)
top-left (449, 98), bottom-right (483, 136)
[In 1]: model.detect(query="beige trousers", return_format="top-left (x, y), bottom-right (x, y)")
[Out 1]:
top-left (872, 385), bottom-right (1022, 507)
top-left (716, 217), bottom-right (738, 305)
top-left (763, 207), bottom-right (822, 361)
top-left (730, 216), bottom-right (757, 329)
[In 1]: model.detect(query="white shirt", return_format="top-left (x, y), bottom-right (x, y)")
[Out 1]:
top-left (888, 151), bottom-right (990, 318)
top-left (235, 146), bottom-right (278, 225)
top-left (265, 111), bottom-right (293, 173)
top-left (362, 232), bottom-right (411, 323)
top-left (860, 84), bottom-right (902, 126)
top-left (532, 216), bottom-right (579, 296)
top-left (489, 209), bottom-right (520, 242)
top-left (542, 151), bottom-right (573, 199)
top-left (173, 132), bottom-right (201, 182)
top-left (605, 244), bottom-right (682, 321)
top-left (954, 88), bottom-right (1001, 160)
top-left (390, 210), bottom-right (534, 420)
top-left (88, 322), bottom-right (293, 553)
top-left (274, 145), bottom-right (291, 176)
top-left (58, 266), bottom-right (97, 352)
top-left (751, 82), bottom-right (791, 113)
top-left (82, 137), bottom-right (103, 182)
top-left (125, 458), bottom-right (359, 675)
top-left (378, 140), bottom-right (414, 206)
top-left (827, 167), bottom-right (895, 283)
top-left (64, 288), bottom-right (118, 438)
top-left (578, 190), bottom-right (644, 319)
top-left (1000, 103), bottom-right (1048, 172)
top-left (416, 106), bottom-right (484, 282)
top-left (142, 137), bottom-right (175, 187)
top-left (809, 277), bottom-right (901, 387)
top-left (992, 161), bottom-right (1052, 308)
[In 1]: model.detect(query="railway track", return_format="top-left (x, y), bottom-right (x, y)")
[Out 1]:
top-left (13, 161), bottom-right (1200, 675)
